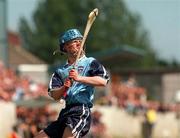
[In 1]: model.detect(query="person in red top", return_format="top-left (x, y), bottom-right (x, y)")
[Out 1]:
top-left (8, 126), bottom-right (20, 138)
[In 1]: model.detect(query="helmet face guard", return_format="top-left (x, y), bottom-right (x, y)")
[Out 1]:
top-left (59, 29), bottom-right (83, 52)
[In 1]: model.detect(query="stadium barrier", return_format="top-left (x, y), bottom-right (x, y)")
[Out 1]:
top-left (0, 102), bottom-right (16, 138)
top-left (94, 105), bottom-right (179, 138)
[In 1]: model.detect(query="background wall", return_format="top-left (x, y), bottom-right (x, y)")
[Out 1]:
top-left (1, 102), bottom-right (179, 138)
top-left (94, 105), bottom-right (179, 138)
top-left (0, 102), bottom-right (16, 138)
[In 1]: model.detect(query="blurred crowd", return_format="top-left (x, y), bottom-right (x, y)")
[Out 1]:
top-left (0, 60), bottom-right (180, 138)
top-left (96, 74), bottom-right (180, 115)
top-left (8, 106), bottom-right (57, 138)
top-left (0, 61), bottom-right (47, 102)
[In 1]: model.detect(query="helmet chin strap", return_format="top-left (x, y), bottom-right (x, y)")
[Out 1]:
top-left (53, 49), bottom-right (65, 55)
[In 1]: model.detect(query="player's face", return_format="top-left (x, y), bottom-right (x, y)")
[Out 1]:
top-left (64, 39), bottom-right (81, 56)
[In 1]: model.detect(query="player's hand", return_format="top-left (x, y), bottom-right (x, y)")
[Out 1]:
top-left (64, 78), bottom-right (72, 88)
top-left (69, 69), bottom-right (79, 81)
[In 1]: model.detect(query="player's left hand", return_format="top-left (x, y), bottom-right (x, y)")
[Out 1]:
top-left (69, 69), bottom-right (79, 81)
top-left (64, 78), bottom-right (72, 88)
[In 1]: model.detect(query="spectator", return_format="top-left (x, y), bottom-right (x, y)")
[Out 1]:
top-left (7, 125), bottom-right (20, 138)
top-left (142, 106), bottom-right (157, 138)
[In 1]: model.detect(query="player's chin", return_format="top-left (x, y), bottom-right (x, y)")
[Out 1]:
top-left (73, 51), bottom-right (79, 56)
top-left (70, 52), bottom-right (78, 57)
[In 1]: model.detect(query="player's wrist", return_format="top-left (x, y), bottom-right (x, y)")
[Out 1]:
top-left (76, 75), bottom-right (83, 82)
top-left (63, 85), bottom-right (69, 89)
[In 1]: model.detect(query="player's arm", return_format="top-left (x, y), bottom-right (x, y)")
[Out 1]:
top-left (48, 72), bottom-right (71, 100)
top-left (49, 86), bottom-right (66, 100)
top-left (49, 79), bottom-right (71, 100)
top-left (69, 70), bottom-right (107, 86)
top-left (69, 59), bottom-right (109, 87)
top-left (78, 76), bottom-right (107, 86)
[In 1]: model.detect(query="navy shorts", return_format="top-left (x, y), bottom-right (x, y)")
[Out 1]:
top-left (44, 104), bottom-right (91, 138)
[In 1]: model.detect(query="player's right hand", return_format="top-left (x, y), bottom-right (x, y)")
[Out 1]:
top-left (64, 78), bottom-right (72, 88)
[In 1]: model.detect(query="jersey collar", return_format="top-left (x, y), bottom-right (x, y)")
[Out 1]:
top-left (65, 55), bottom-right (86, 67)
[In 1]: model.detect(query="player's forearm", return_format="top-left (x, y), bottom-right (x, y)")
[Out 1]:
top-left (77, 76), bottom-right (107, 86)
top-left (49, 86), bottom-right (67, 100)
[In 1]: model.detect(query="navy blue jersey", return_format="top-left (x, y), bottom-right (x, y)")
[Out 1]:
top-left (48, 55), bottom-right (109, 107)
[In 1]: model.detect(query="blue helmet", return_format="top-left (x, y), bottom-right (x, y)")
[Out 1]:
top-left (59, 29), bottom-right (83, 52)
